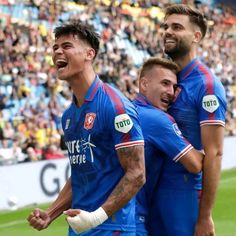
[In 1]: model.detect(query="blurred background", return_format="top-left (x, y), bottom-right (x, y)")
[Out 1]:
top-left (0, 0), bottom-right (235, 235)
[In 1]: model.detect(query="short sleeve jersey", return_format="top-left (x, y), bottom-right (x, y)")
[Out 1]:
top-left (61, 76), bottom-right (144, 233)
top-left (134, 94), bottom-right (193, 233)
top-left (168, 58), bottom-right (227, 189)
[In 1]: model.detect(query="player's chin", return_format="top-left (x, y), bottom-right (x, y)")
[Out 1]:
top-left (160, 104), bottom-right (168, 112)
top-left (57, 73), bottom-right (68, 81)
top-left (164, 45), bottom-right (176, 53)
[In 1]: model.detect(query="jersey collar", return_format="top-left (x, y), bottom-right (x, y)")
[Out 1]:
top-left (135, 93), bottom-right (151, 105)
top-left (178, 58), bottom-right (199, 81)
top-left (84, 75), bottom-right (103, 102)
top-left (135, 93), bottom-right (162, 110)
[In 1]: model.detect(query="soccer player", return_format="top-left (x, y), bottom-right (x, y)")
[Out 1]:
top-left (160, 4), bottom-right (227, 236)
top-left (27, 21), bottom-right (145, 236)
top-left (133, 57), bottom-right (204, 236)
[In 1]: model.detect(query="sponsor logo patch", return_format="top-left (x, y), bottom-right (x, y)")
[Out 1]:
top-left (65, 119), bottom-right (70, 130)
top-left (114, 113), bottom-right (133, 133)
top-left (172, 123), bottom-right (182, 137)
top-left (202, 95), bottom-right (219, 113)
top-left (84, 113), bottom-right (96, 130)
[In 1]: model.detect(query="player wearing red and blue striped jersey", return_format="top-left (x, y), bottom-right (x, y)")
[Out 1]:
top-left (27, 21), bottom-right (145, 236)
top-left (63, 76), bottom-right (144, 236)
top-left (160, 4), bottom-right (227, 236)
top-left (133, 57), bottom-right (204, 236)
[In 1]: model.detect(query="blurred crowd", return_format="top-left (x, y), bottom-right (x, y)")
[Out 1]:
top-left (0, 0), bottom-right (235, 165)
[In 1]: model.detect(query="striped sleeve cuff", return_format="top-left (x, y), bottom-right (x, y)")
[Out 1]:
top-left (115, 140), bottom-right (144, 150)
top-left (200, 120), bottom-right (225, 127)
top-left (173, 144), bottom-right (193, 162)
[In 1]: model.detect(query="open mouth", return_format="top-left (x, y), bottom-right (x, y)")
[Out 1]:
top-left (164, 38), bottom-right (176, 45)
top-left (56, 59), bottom-right (68, 71)
top-left (161, 98), bottom-right (170, 105)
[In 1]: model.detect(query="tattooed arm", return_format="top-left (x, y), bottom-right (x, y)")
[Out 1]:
top-left (64, 145), bottom-right (145, 234)
top-left (101, 144), bottom-right (146, 216)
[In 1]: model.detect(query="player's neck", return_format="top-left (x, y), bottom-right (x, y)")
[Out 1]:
top-left (174, 50), bottom-right (197, 71)
top-left (70, 69), bottom-right (96, 107)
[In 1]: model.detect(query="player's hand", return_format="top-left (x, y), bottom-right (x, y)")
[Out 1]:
top-left (194, 215), bottom-right (215, 236)
top-left (27, 208), bottom-right (51, 231)
top-left (64, 207), bottom-right (108, 234)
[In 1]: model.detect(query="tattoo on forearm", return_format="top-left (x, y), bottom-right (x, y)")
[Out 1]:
top-left (103, 145), bottom-right (145, 216)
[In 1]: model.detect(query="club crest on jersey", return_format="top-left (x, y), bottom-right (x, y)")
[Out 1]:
top-left (202, 95), bottom-right (219, 113)
top-left (114, 113), bottom-right (133, 133)
top-left (84, 113), bottom-right (96, 130)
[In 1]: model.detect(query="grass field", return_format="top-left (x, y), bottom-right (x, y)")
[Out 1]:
top-left (0, 169), bottom-right (236, 236)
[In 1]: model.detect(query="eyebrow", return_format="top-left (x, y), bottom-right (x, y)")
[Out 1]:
top-left (52, 41), bottom-right (73, 48)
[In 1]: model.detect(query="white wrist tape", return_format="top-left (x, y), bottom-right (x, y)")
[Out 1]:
top-left (67, 207), bottom-right (108, 234)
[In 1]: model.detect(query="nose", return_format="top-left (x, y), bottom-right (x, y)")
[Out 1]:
top-left (54, 47), bottom-right (63, 55)
top-left (163, 27), bottom-right (173, 38)
top-left (167, 85), bottom-right (175, 97)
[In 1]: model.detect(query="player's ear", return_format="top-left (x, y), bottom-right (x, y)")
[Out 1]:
top-left (86, 48), bottom-right (96, 61)
top-left (139, 77), bottom-right (148, 93)
top-left (193, 30), bottom-right (202, 43)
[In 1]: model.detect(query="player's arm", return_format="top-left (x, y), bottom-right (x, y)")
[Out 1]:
top-left (194, 125), bottom-right (224, 236)
top-left (102, 144), bottom-right (145, 216)
top-left (46, 177), bottom-right (72, 221)
top-left (179, 148), bottom-right (204, 174)
top-left (65, 145), bottom-right (145, 234)
top-left (27, 178), bottom-right (72, 230)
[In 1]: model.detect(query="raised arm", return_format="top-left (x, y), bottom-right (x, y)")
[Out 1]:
top-left (27, 178), bottom-right (72, 231)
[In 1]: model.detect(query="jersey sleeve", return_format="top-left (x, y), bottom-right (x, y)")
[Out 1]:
top-left (149, 112), bottom-right (193, 162)
top-left (103, 86), bottom-right (144, 150)
top-left (196, 69), bottom-right (227, 127)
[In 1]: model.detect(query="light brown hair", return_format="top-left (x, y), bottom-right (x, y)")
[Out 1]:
top-left (139, 57), bottom-right (179, 79)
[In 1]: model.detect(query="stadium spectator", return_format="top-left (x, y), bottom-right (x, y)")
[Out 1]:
top-left (43, 144), bottom-right (64, 160)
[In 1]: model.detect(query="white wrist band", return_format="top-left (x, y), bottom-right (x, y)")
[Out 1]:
top-left (66, 207), bottom-right (108, 234)
top-left (92, 207), bottom-right (108, 226)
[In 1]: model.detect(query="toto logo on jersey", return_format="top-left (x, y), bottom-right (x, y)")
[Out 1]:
top-left (84, 112), bottom-right (96, 130)
top-left (114, 113), bottom-right (133, 133)
top-left (202, 95), bottom-right (219, 113)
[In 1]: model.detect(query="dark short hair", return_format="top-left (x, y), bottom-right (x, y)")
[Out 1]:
top-left (54, 20), bottom-right (100, 58)
top-left (139, 57), bottom-right (179, 79)
top-left (164, 4), bottom-right (207, 39)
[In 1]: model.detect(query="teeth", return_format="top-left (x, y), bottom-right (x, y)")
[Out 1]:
top-left (56, 59), bottom-right (67, 65)
top-left (165, 39), bottom-right (175, 43)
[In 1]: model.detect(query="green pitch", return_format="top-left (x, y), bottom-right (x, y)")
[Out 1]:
top-left (0, 169), bottom-right (236, 236)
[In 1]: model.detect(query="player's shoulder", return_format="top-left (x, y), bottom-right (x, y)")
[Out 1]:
top-left (62, 102), bottom-right (74, 118)
top-left (137, 104), bottom-right (175, 128)
top-left (194, 61), bottom-right (219, 83)
top-left (61, 102), bottom-right (74, 128)
top-left (101, 83), bottom-right (135, 112)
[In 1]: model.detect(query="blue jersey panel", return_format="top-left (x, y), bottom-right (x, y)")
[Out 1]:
top-left (168, 58), bottom-right (227, 150)
top-left (133, 95), bottom-right (193, 233)
top-left (148, 189), bottom-right (200, 236)
top-left (62, 76), bottom-right (144, 232)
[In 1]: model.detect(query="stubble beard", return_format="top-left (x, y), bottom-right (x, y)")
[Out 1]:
top-left (164, 40), bottom-right (191, 61)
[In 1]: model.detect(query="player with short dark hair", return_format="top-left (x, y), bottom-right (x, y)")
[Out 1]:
top-left (159, 4), bottom-right (227, 236)
top-left (27, 20), bottom-right (145, 236)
